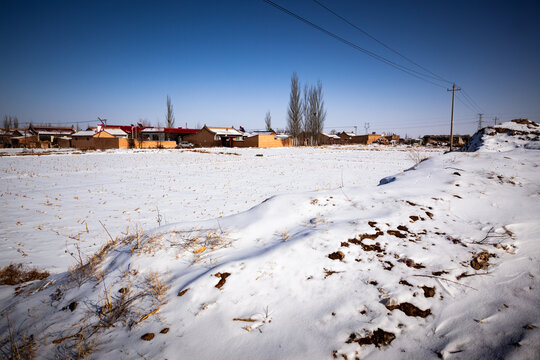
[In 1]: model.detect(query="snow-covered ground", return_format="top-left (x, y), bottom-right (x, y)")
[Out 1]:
top-left (0, 145), bottom-right (438, 272)
top-left (1, 122), bottom-right (539, 359)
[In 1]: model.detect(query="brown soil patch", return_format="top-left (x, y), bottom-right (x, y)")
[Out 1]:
top-left (386, 302), bottom-right (431, 317)
top-left (214, 272), bottom-right (231, 289)
top-left (403, 258), bottom-right (425, 269)
top-left (512, 119), bottom-right (536, 126)
top-left (399, 279), bottom-right (413, 287)
top-left (382, 261), bottom-right (394, 271)
top-left (368, 221), bottom-right (377, 228)
top-left (323, 268), bottom-right (343, 279)
top-left (420, 286), bottom-right (435, 297)
top-left (409, 215), bottom-right (419, 222)
top-left (471, 251), bottom-right (494, 270)
top-left (387, 230), bottom-right (407, 238)
top-left (177, 288), bottom-right (189, 297)
top-left (328, 251), bottom-right (345, 261)
top-left (406, 201), bottom-right (418, 206)
top-left (141, 333), bottom-right (155, 341)
top-left (431, 270), bottom-right (448, 276)
top-left (160, 328), bottom-right (170, 334)
top-left (349, 238), bottom-right (383, 252)
top-left (346, 328), bottom-right (396, 348)
top-left (340, 242), bottom-right (349, 247)
top-left (425, 211), bottom-right (434, 219)
top-left (0, 263), bottom-right (50, 285)
top-left (397, 225), bottom-right (409, 232)
top-left (357, 231), bottom-right (384, 241)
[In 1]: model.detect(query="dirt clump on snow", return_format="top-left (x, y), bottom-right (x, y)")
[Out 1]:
top-left (386, 302), bottom-right (431, 317)
top-left (214, 272), bottom-right (231, 289)
top-left (368, 221), bottom-right (378, 228)
top-left (420, 286), bottom-right (435, 298)
top-left (399, 279), bottom-right (413, 287)
top-left (177, 288), bottom-right (189, 297)
top-left (349, 237), bottom-right (384, 252)
top-left (141, 333), bottom-right (154, 341)
top-left (470, 251), bottom-right (494, 270)
top-left (0, 263), bottom-right (50, 286)
top-left (387, 230), bottom-right (407, 238)
top-left (397, 225), bottom-right (409, 232)
top-left (345, 328), bottom-right (396, 348)
top-left (160, 328), bottom-right (169, 334)
top-left (328, 251), bottom-right (345, 261)
top-left (402, 258), bottom-right (425, 269)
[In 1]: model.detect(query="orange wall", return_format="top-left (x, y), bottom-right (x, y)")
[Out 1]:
top-left (73, 137), bottom-right (176, 150)
top-left (234, 135), bottom-right (292, 148)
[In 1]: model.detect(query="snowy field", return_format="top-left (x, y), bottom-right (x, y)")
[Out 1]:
top-left (0, 145), bottom-right (438, 272)
top-left (0, 124), bottom-right (539, 360)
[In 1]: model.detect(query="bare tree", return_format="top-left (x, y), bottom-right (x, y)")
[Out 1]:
top-left (166, 95), bottom-right (175, 128)
top-left (286, 72), bottom-right (302, 145)
top-left (310, 81), bottom-right (326, 146)
top-left (2, 115), bottom-right (11, 129)
top-left (303, 84), bottom-right (311, 145)
top-left (302, 81), bottom-right (326, 146)
top-left (265, 111), bottom-right (272, 132)
top-left (13, 117), bottom-right (18, 128)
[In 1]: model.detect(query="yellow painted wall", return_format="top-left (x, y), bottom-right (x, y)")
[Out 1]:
top-left (234, 135), bottom-right (292, 148)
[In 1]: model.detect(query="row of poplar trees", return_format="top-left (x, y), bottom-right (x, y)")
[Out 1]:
top-left (286, 72), bottom-right (326, 146)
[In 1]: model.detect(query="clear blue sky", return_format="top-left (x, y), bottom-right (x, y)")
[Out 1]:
top-left (1, 0), bottom-right (539, 136)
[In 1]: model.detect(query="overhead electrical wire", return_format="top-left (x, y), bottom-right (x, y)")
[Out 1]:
top-left (460, 89), bottom-right (484, 113)
top-left (311, 0), bottom-right (452, 85)
top-left (262, 0), bottom-right (449, 88)
top-left (456, 94), bottom-right (480, 113)
top-left (262, 0), bottom-right (493, 129)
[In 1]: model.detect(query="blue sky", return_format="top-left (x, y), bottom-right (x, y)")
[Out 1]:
top-left (1, 0), bottom-right (539, 136)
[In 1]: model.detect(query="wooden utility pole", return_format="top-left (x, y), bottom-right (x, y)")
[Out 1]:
top-left (447, 83), bottom-right (461, 151)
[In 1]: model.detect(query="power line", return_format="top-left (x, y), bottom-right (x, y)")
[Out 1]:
top-left (262, 0), bottom-right (448, 88)
top-left (16, 120), bottom-right (99, 126)
top-left (311, 0), bottom-right (452, 85)
top-left (456, 93), bottom-right (479, 113)
top-left (460, 89), bottom-right (484, 113)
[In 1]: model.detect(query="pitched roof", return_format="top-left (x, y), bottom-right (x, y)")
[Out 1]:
top-left (102, 129), bottom-right (127, 137)
top-left (321, 132), bottom-right (340, 139)
top-left (72, 130), bottom-right (96, 137)
top-left (207, 127), bottom-right (243, 136)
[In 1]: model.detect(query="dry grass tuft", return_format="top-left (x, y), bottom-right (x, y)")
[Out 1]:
top-left (0, 315), bottom-right (37, 360)
top-left (0, 264), bottom-right (49, 286)
top-left (67, 237), bottom-right (119, 286)
top-left (144, 272), bottom-right (169, 305)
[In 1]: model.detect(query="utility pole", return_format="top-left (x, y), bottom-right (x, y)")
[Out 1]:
top-left (493, 117), bottom-right (498, 126)
top-left (477, 113), bottom-right (484, 130)
top-left (354, 126), bottom-right (357, 135)
top-left (364, 122), bottom-right (370, 134)
top-left (447, 83), bottom-right (461, 151)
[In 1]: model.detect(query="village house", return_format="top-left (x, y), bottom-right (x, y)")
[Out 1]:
top-left (320, 132), bottom-right (341, 145)
top-left (337, 131), bottom-right (356, 143)
top-left (141, 127), bottom-right (199, 143)
top-left (72, 128), bottom-right (129, 150)
top-left (28, 125), bottom-right (75, 146)
top-left (233, 131), bottom-right (292, 148)
top-left (184, 126), bottom-right (243, 147)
